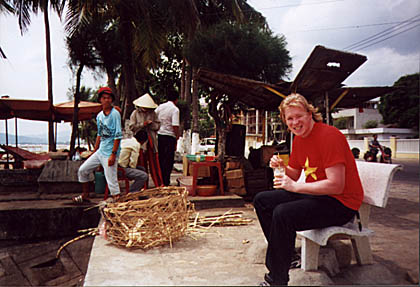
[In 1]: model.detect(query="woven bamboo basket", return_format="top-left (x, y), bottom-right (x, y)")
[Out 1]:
top-left (101, 186), bottom-right (193, 249)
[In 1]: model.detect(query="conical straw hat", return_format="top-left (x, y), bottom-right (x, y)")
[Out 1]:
top-left (133, 93), bottom-right (158, 109)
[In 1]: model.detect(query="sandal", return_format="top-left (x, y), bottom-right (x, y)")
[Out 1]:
top-left (72, 195), bottom-right (91, 205)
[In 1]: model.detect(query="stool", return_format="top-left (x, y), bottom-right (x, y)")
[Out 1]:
top-left (191, 161), bottom-right (224, 196)
top-left (104, 167), bottom-right (130, 199)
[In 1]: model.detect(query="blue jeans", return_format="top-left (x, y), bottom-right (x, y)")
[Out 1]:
top-left (253, 189), bottom-right (356, 284)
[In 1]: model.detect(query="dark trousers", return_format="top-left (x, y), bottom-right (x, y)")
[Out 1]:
top-left (253, 190), bottom-right (356, 284)
top-left (158, 135), bottom-right (176, 186)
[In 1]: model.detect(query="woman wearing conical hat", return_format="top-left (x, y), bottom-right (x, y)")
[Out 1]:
top-left (128, 93), bottom-right (160, 152)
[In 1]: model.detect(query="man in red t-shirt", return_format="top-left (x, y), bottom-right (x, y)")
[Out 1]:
top-left (254, 93), bottom-right (363, 286)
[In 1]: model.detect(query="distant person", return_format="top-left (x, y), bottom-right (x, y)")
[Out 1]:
top-left (118, 134), bottom-right (149, 193)
top-left (129, 93), bottom-right (160, 152)
top-left (73, 87), bottom-right (123, 204)
top-left (155, 89), bottom-right (180, 186)
top-left (254, 93), bottom-right (363, 286)
top-left (368, 134), bottom-right (381, 162)
top-left (129, 93), bottom-right (163, 186)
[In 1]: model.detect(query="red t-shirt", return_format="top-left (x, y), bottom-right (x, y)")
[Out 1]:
top-left (288, 122), bottom-right (364, 210)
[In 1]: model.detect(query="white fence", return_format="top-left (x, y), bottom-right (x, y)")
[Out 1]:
top-left (394, 139), bottom-right (419, 154)
top-left (347, 138), bottom-right (419, 159)
top-left (347, 140), bottom-right (366, 152)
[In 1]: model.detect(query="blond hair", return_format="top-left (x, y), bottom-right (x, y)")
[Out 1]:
top-left (279, 93), bottom-right (323, 123)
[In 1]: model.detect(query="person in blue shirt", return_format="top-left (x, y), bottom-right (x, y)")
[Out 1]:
top-left (73, 87), bottom-right (123, 204)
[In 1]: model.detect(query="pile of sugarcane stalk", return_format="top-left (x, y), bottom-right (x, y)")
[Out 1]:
top-left (187, 209), bottom-right (253, 238)
top-left (56, 209), bottom-right (253, 254)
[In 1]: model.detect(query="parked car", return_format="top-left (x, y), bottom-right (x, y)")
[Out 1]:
top-left (199, 138), bottom-right (216, 155)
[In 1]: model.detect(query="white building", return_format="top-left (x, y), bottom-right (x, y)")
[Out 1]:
top-left (332, 100), bottom-right (417, 140)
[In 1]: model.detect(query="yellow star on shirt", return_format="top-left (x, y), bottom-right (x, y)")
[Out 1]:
top-left (304, 157), bottom-right (318, 180)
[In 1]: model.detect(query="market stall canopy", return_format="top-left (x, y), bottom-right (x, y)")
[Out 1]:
top-left (196, 45), bottom-right (393, 111)
top-left (322, 86), bottom-right (395, 111)
top-left (0, 98), bottom-right (102, 122)
top-left (197, 68), bottom-right (289, 111)
top-left (54, 101), bottom-right (102, 121)
top-left (290, 45), bottom-right (367, 93)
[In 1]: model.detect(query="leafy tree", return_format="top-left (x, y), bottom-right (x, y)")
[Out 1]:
top-left (184, 22), bottom-right (292, 157)
top-left (184, 22), bottom-right (291, 82)
top-left (67, 86), bottom-right (97, 150)
top-left (66, 0), bottom-right (200, 121)
top-left (362, 120), bottom-right (378, 129)
top-left (66, 24), bottom-right (101, 156)
top-left (198, 105), bottom-right (215, 139)
top-left (378, 73), bottom-right (419, 131)
top-left (333, 117), bottom-right (347, 129)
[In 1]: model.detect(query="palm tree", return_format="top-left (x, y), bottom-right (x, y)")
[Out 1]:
top-left (65, 0), bottom-right (200, 122)
top-left (66, 21), bottom-right (101, 156)
top-left (12, 0), bottom-right (66, 151)
top-left (184, 0), bottom-right (266, 154)
top-left (67, 86), bottom-right (97, 150)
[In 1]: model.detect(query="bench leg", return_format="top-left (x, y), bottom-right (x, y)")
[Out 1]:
top-left (351, 236), bottom-right (373, 265)
top-left (301, 238), bottom-right (320, 271)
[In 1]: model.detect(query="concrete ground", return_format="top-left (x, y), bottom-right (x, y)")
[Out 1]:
top-left (84, 158), bottom-right (419, 286)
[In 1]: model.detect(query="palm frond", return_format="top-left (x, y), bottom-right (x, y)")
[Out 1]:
top-left (13, 0), bottom-right (35, 34)
top-left (0, 46), bottom-right (7, 59)
top-left (0, 0), bottom-right (15, 14)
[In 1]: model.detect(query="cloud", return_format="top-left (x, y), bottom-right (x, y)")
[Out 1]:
top-left (249, 0), bottom-right (420, 84)
top-left (1, 11), bottom-right (104, 137)
top-left (344, 47), bottom-right (419, 86)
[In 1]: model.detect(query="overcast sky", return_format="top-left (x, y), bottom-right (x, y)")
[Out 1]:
top-left (1, 0), bottom-right (419, 139)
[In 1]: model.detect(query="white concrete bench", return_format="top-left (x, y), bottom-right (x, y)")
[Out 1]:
top-left (297, 161), bottom-right (402, 271)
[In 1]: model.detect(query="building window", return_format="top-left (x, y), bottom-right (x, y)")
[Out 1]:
top-left (348, 116), bottom-right (354, 129)
top-left (246, 109), bottom-right (263, 135)
top-left (267, 111), bottom-right (286, 143)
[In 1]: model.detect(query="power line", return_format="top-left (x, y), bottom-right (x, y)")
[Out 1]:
top-left (352, 23), bottom-right (420, 51)
top-left (292, 20), bottom-right (420, 32)
top-left (256, 0), bottom-right (345, 10)
top-left (343, 13), bottom-right (420, 50)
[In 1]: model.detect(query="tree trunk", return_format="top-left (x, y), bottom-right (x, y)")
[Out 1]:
top-left (43, 3), bottom-right (56, 152)
top-left (69, 64), bottom-right (84, 158)
top-left (180, 60), bottom-right (186, 101)
top-left (216, 126), bottom-right (226, 160)
top-left (208, 92), bottom-right (226, 160)
top-left (119, 8), bottom-right (137, 122)
top-left (185, 64), bottom-right (192, 104)
top-left (191, 67), bottom-right (200, 153)
top-left (106, 69), bottom-right (118, 106)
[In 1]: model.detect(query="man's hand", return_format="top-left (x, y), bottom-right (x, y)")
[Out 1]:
top-left (269, 154), bottom-right (285, 169)
top-left (273, 174), bottom-right (295, 191)
top-left (144, 120), bottom-right (152, 126)
top-left (108, 154), bottom-right (116, 166)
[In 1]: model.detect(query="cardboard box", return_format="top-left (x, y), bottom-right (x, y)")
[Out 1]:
top-left (225, 161), bottom-right (241, 170)
top-left (225, 169), bottom-right (243, 179)
top-left (229, 186), bottom-right (246, 196)
top-left (227, 177), bottom-right (245, 188)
